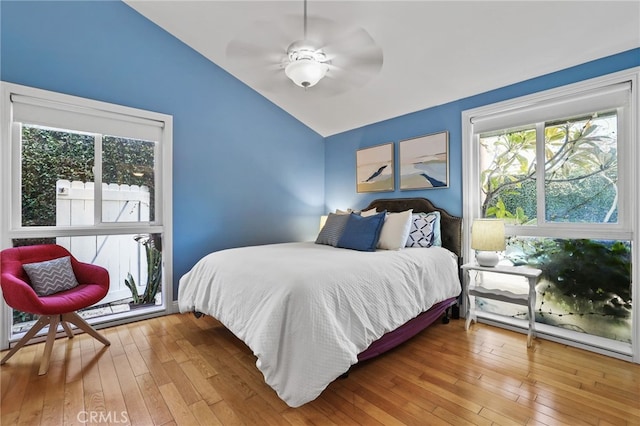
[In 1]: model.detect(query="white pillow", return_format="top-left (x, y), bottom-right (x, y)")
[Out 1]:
top-left (377, 209), bottom-right (413, 250)
top-left (335, 208), bottom-right (377, 216)
top-left (359, 208), bottom-right (378, 217)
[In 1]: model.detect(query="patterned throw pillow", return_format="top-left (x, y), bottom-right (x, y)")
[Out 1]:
top-left (316, 213), bottom-right (351, 246)
top-left (405, 212), bottom-right (439, 248)
top-left (23, 256), bottom-right (79, 296)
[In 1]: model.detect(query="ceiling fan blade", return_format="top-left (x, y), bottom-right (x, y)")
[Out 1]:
top-left (226, 40), bottom-right (285, 65)
top-left (302, 16), bottom-right (341, 43)
top-left (246, 18), bottom-right (296, 49)
top-left (226, 18), bottom-right (295, 59)
top-left (312, 69), bottom-right (360, 96)
top-left (227, 59), bottom-right (285, 89)
top-left (324, 64), bottom-right (366, 89)
top-left (320, 26), bottom-right (379, 57)
top-left (232, 63), bottom-right (284, 82)
top-left (320, 25), bottom-right (384, 85)
top-left (329, 47), bottom-right (383, 74)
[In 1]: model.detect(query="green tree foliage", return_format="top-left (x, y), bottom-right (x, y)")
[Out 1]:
top-left (21, 126), bottom-right (155, 226)
top-left (21, 126), bottom-right (94, 226)
top-left (481, 127), bottom-right (536, 222)
top-left (508, 238), bottom-right (631, 319)
top-left (480, 113), bottom-right (618, 223)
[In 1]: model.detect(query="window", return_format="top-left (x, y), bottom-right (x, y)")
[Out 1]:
top-left (0, 83), bottom-right (173, 349)
top-left (462, 70), bottom-right (638, 361)
top-left (479, 110), bottom-right (620, 226)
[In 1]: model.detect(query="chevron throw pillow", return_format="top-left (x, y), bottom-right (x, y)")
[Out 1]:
top-left (23, 256), bottom-right (79, 296)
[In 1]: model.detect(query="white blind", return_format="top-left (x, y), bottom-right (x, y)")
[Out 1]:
top-left (11, 94), bottom-right (164, 142)
top-left (471, 81), bottom-right (631, 134)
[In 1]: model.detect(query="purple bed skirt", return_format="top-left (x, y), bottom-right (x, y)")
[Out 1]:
top-left (357, 297), bottom-right (457, 362)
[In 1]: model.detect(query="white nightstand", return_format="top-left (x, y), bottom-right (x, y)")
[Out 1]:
top-left (461, 262), bottom-right (542, 347)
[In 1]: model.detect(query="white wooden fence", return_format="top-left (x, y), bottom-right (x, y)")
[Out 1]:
top-left (56, 180), bottom-right (151, 305)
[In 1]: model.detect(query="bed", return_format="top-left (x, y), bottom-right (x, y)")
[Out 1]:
top-left (178, 197), bottom-right (462, 407)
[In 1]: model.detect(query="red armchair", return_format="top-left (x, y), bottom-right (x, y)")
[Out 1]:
top-left (0, 244), bottom-right (110, 375)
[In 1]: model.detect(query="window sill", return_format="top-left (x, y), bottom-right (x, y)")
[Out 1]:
top-left (474, 311), bottom-right (633, 361)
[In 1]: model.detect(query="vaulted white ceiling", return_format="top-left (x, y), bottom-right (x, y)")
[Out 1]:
top-left (124, 1), bottom-right (640, 137)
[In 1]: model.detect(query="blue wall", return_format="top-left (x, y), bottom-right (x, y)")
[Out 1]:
top-left (325, 48), bottom-right (640, 217)
top-left (0, 0), bottom-right (325, 298)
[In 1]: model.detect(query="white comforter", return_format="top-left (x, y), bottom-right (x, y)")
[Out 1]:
top-left (178, 242), bottom-right (460, 407)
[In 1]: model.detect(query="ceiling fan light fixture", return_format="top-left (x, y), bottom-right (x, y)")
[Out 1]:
top-left (285, 58), bottom-right (329, 88)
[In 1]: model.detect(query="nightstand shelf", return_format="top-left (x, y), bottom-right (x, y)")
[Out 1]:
top-left (461, 262), bottom-right (542, 347)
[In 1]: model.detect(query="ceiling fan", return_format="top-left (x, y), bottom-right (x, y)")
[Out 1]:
top-left (225, 0), bottom-right (383, 95)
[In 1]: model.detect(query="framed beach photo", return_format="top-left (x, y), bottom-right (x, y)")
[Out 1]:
top-left (356, 143), bottom-right (394, 193)
top-left (399, 131), bottom-right (449, 190)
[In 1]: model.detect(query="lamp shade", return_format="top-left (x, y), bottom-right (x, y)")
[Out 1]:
top-left (319, 215), bottom-right (328, 232)
top-left (285, 59), bottom-right (329, 88)
top-left (471, 219), bottom-right (506, 251)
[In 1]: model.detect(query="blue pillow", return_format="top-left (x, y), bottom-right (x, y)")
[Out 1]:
top-left (337, 211), bottom-right (386, 252)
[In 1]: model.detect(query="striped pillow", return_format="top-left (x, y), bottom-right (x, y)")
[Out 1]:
top-left (23, 256), bottom-right (79, 296)
top-left (315, 213), bottom-right (350, 247)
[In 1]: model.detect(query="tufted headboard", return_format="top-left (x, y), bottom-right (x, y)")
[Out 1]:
top-left (363, 197), bottom-right (462, 259)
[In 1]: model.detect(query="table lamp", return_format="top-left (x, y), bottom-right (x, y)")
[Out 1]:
top-left (471, 218), bottom-right (505, 267)
top-left (319, 215), bottom-right (328, 232)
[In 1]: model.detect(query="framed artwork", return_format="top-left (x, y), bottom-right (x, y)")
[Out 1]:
top-left (399, 131), bottom-right (449, 190)
top-left (356, 143), bottom-right (394, 193)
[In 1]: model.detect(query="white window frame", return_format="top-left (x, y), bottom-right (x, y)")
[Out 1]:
top-left (0, 82), bottom-right (174, 350)
top-left (462, 69), bottom-right (639, 363)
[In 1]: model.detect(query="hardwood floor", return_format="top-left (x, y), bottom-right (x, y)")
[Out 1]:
top-left (1, 313), bottom-right (638, 425)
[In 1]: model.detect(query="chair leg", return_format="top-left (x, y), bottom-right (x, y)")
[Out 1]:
top-left (61, 312), bottom-right (110, 347)
top-left (0, 315), bottom-right (51, 365)
top-left (1, 312), bottom-right (110, 375)
top-left (61, 321), bottom-right (74, 339)
top-left (39, 315), bottom-right (60, 375)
